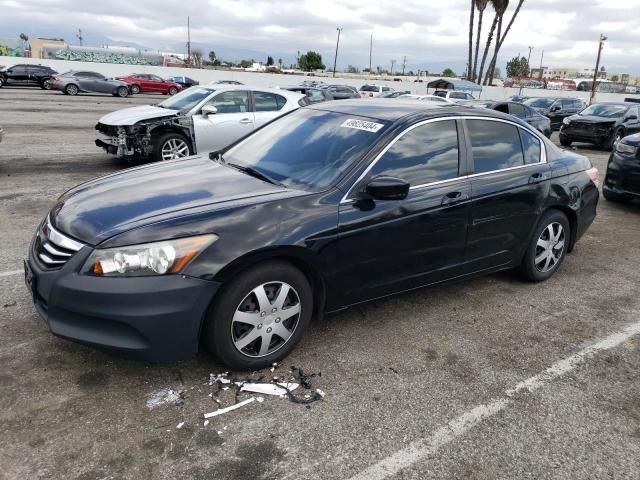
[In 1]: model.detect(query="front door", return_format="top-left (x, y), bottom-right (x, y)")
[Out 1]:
top-left (464, 119), bottom-right (550, 272)
top-left (192, 90), bottom-right (255, 154)
top-left (335, 119), bottom-right (471, 306)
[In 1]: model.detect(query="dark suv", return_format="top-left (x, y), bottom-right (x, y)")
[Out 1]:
top-left (0, 64), bottom-right (58, 89)
top-left (523, 97), bottom-right (584, 130)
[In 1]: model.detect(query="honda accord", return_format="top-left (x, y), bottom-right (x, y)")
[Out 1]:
top-left (25, 101), bottom-right (599, 369)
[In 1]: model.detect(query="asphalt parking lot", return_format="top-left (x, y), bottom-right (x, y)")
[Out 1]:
top-left (1, 87), bottom-right (640, 480)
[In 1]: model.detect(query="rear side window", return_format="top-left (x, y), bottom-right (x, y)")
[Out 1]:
top-left (369, 120), bottom-right (459, 186)
top-left (306, 90), bottom-right (325, 102)
top-left (450, 92), bottom-right (466, 99)
top-left (209, 90), bottom-right (249, 113)
top-left (508, 103), bottom-right (526, 118)
top-left (254, 92), bottom-right (286, 111)
top-left (519, 130), bottom-right (542, 164)
top-left (360, 85), bottom-right (378, 92)
top-left (467, 120), bottom-right (524, 173)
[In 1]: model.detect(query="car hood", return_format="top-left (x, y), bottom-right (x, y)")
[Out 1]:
top-left (568, 115), bottom-right (618, 124)
top-left (98, 105), bottom-right (178, 126)
top-left (50, 156), bottom-right (289, 245)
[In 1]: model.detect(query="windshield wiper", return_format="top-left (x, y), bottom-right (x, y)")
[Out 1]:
top-left (227, 163), bottom-right (284, 187)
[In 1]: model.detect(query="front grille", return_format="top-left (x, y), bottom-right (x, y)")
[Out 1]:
top-left (35, 218), bottom-right (84, 269)
top-left (95, 123), bottom-right (119, 137)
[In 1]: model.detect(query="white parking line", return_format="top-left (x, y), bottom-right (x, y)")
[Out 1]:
top-left (0, 270), bottom-right (23, 277)
top-left (348, 320), bottom-right (640, 480)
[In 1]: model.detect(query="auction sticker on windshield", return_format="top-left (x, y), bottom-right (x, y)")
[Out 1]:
top-left (341, 119), bottom-right (384, 133)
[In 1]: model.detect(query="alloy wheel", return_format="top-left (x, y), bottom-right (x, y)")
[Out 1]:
top-left (535, 222), bottom-right (565, 273)
top-left (231, 282), bottom-right (301, 357)
top-left (160, 138), bottom-right (189, 160)
top-left (131, 85), bottom-right (140, 94)
top-left (66, 84), bottom-right (78, 96)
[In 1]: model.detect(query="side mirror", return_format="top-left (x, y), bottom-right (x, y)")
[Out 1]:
top-left (201, 105), bottom-right (218, 116)
top-left (364, 176), bottom-right (410, 201)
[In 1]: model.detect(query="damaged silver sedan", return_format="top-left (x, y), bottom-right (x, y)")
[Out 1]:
top-left (95, 85), bottom-right (307, 162)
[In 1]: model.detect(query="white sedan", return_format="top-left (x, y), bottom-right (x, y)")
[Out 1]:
top-left (397, 94), bottom-right (454, 103)
top-left (95, 85), bottom-right (306, 162)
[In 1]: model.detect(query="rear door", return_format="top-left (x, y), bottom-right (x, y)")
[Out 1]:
top-left (336, 119), bottom-right (472, 304)
top-left (76, 72), bottom-right (98, 92)
top-left (7, 65), bottom-right (29, 85)
top-left (26, 66), bottom-right (43, 85)
top-left (465, 119), bottom-right (550, 271)
top-left (192, 90), bottom-right (255, 153)
top-left (252, 91), bottom-right (289, 127)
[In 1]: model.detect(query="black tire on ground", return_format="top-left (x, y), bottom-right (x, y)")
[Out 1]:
top-left (65, 84), bottom-right (79, 96)
top-left (607, 128), bottom-right (625, 150)
top-left (168, 86), bottom-right (178, 95)
top-left (40, 78), bottom-right (52, 90)
top-left (520, 209), bottom-right (571, 282)
top-left (130, 84), bottom-right (140, 94)
top-left (559, 135), bottom-right (572, 147)
top-left (203, 260), bottom-right (314, 370)
top-left (602, 189), bottom-right (629, 203)
top-left (115, 86), bottom-right (129, 98)
top-left (0, 78), bottom-right (4, 88)
top-left (151, 132), bottom-right (192, 162)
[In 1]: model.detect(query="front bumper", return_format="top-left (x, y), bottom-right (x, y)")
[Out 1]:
top-left (603, 151), bottom-right (640, 198)
top-left (26, 236), bottom-right (220, 362)
top-left (560, 124), bottom-right (613, 145)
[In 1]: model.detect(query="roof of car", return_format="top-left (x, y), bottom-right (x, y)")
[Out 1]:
top-left (194, 84), bottom-right (305, 99)
top-left (307, 99), bottom-right (520, 123)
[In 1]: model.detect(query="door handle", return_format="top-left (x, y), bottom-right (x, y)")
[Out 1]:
top-left (528, 172), bottom-right (549, 184)
top-left (239, 118), bottom-right (253, 124)
top-left (441, 191), bottom-right (469, 206)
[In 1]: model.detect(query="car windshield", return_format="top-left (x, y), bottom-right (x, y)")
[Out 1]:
top-left (223, 109), bottom-right (389, 191)
top-left (580, 104), bottom-right (628, 118)
top-left (360, 85), bottom-right (379, 92)
top-left (524, 98), bottom-right (555, 108)
top-left (158, 87), bottom-right (214, 111)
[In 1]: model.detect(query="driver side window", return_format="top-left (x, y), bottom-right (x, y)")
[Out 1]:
top-left (206, 91), bottom-right (249, 114)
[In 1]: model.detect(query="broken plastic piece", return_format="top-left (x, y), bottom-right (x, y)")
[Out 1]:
top-left (256, 397), bottom-right (265, 403)
top-left (176, 422), bottom-right (185, 429)
top-left (239, 382), bottom-right (299, 397)
top-left (290, 366), bottom-right (321, 389)
top-left (209, 372), bottom-right (231, 385)
top-left (146, 388), bottom-right (184, 409)
top-left (204, 397), bottom-right (256, 419)
top-left (204, 420), bottom-right (209, 427)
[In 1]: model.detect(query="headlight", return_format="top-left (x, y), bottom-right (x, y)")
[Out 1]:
top-left (563, 117), bottom-right (571, 126)
top-left (615, 142), bottom-right (638, 156)
top-left (81, 234), bottom-right (217, 277)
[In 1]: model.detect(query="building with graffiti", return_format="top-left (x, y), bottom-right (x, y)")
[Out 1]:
top-left (41, 44), bottom-right (163, 66)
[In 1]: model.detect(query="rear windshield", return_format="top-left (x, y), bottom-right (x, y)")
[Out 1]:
top-left (159, 87), bottom-right (214, 111)
top-left (223, 109), bottom-right (389, 191)
top-left (524, 98), bottom-right (555, 108)
top-left (580, 104), bottom-right (628, 118)
top-left (360, 85), bottom-right (379, 92)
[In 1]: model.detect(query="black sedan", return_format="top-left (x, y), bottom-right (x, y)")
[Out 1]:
top-left (523, 97), bottom-right (584, 130)
top-left (25, 101), bottom-right (599, 369)
top-left (603, 133), bottom-right (640, 202)
top-left (322, 84), bottom-right (361, 99)
top-left (166, 76), bottom-right (199, 88)
top-left (50, 71), bottom-right (131, 97)
top-left (463, 100), bottom-right (552, 137)
top-left (560, 102), bottom-right (640, 149)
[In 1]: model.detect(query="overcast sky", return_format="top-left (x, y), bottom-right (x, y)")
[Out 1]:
top-left (1, 0), bottom-right (640, 74)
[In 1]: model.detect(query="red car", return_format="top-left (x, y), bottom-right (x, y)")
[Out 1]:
top-left (116, 73), bottom-right (183, 95)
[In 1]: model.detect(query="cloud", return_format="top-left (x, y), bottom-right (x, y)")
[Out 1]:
top-left (0, 0), bottom-right (638, 73)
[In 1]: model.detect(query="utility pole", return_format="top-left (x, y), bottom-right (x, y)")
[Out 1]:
top-left (187, 16), bottom-right (191, 67)
top-left (333, 27), bottom-right (342, 78)
top-left (390, 59), bottom-right (396, 75)
top-left (402, 56), bottom-right (407, 76)
top-left (76, 29), bottom-right (83, 46)
top-left (369, 34), bottom-right (372, 74)
top-left (539, 49), bottom-right (544, 80)
top-left (527, 46), bottom-right (533, 76)
top-left (590, 34), bottom-right (607, 104)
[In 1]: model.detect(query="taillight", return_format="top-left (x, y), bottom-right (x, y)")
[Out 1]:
top-left (586, 166), bottom-right (599, 186)
top-left (51, 76), bottom-right (59, 81)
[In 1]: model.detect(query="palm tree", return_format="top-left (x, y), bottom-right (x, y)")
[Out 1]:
top-left (477, 0), bottom-right (508, 85)
top-left (467, 0), bottom-right (475, 80)
top-left (471, 0), bottom-right (489, 82)
top-left (484, 0), bottom-right (525, 85)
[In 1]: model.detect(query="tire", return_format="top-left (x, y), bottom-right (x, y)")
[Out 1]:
top-left (65, 84), bottom-right (79, 96)
top-left (607, 128), bottom-right (625, 151)
top-left (168, 86), bottom-right (178, 95)
top-left (40, 78), bottom-right (52, 90)
top-left (130, 84), bottom-right (140, 94)
top-left (520, 209), bottom-right (570, 282)
top-left (204, 260), bottom-right (313, 370)
top-left (152, 132), bottom-right (192, 162)
top-left (0, 77), bottom-right (4, 88)
top-left (115, 86), bottom-right (128, 98)
top-left (602, 189), bottom-right (629, 203)
top-left (559, 135), bottom-right (572, 147)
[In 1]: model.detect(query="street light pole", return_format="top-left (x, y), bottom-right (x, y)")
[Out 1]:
top-left (333, 27), bottom-right (342, 78)
top-left (590, 34), bottom-right (607, 104)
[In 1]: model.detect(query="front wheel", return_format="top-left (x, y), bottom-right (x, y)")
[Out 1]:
top-left (152, 132), bottom-right (192, 162)
top-left (65, 84), bottom-right (79, 96)
top-left (204, 261), bottom-right (313, 370)
top-left (130, 84), bottom-right (140, 94)
top-left (520, 210), bottom-right (570, 282)
top-left (607, 128), bottom-right (625, 150)
top-left (559, 135), bottom-right (572, 147)
top-left (168, 86), bottom-right (178, 95)
top-left (115, 86), bottom-right (129, 98)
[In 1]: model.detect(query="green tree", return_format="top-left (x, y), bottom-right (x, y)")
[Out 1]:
top-left (442, 68), bottom-right (456, 77)
top-left (484, 0), bottom-right (526, 85)
top-left (239, 59), bottom-right (253, 68)
top-left (267, 56), bottom-right (274, 66)
top-left (506, 55), bottom-right (529, 78)
top-left (477, 0), bottom-right (508, 85)
top-left (347, 64), bottom-right (359, 73)
top-left (472, 0), bottom-right (489, 81)
top-left (278, 58), bottom-right (283, 68)
top-left (208, 50), bottom-right (216, 64)
top-left (298, 51), bottom-right (325, 72)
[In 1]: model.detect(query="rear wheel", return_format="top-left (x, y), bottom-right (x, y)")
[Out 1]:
top-left (168, 86), bottom-right (178, 95)
top-left (204, 261), bottom-right (313, 370)
top-left (520, 210), bottom-right (570, 282)
top-left (607, 128), bottom-right (625, 150)
top-left (152, 132), bottom-right (192, 162)
top-left (40, 78), bottom-right (52, 90)
top-left (115, 86), bottom-right (128, 98)
top-left (65, 84), bottom-right (79, 96)
top-left (130, 84), bottom-right (140, 94)
top-left (0, 77), bottom-right (4, 88)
